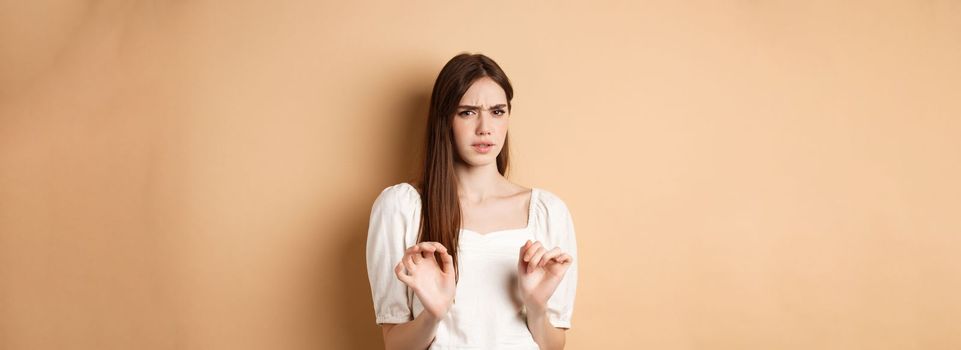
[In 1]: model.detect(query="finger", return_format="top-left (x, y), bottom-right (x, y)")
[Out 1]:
top-left (439, 250), bottom-right (455, 274)
top-left (524, 241), bottom-right (543, 262)
top-left (415, 243), bottom-right (436, 256)
top-left (429, 242), bottom-right (448, 254)
top-left (418, 242), bottom-right (438, 254)
top-left (430, 243), bottom-right (449, 266)
top-left (405, 245), bottom-right (422, 260)
top-left (418, 242), bottom-right (448, 265)
top-left (539, 248), bottom-right (563, 268)
top-left (519, 240), bottom-right (532, 260)
top-left (518, 241), bottom-right (530, 271)
top-left (528, 247), bottom-right (547, 273)
top-left (545, 254), bottom-right (571, 269)
top-left (417, 244), bottom-right (437, 262)
top-left (394, 261), bottom-right (414, 285)
top-left (554, 253), bottom-right (573, 265)
top-left (404, 254), bottom-right (417, 272)
top-left (422, 251), bottom-right (443, 267)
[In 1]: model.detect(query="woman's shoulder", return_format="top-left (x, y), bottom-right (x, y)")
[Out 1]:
top-left (372, 182), bottom-right (421, 211)
top-left (530, 186), bottom-right (577, 244)
top-left (532, 187), bottom-right (567, 210)
top-left (532, 186), bottom-right (573, 217)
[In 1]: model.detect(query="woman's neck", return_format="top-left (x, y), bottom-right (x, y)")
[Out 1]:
top-left (453, 161), bottom-right (508, 203)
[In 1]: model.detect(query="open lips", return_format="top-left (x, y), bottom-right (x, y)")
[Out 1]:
top-left (471, 142), bottom-right (495, 153)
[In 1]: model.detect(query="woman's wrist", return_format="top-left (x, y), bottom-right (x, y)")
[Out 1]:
top-left (525, 307), bottom-right (564, 349)
top-left (525, 303), bottom-right (548, 319)
top-left (426, 301), bottom-right (454, 323)
top-left (419, 309), bottom-right (445, 325)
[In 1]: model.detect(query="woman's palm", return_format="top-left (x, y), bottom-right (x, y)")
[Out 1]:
top-left (517, 240), bottom-right (573, 313)
top-left (394, 243), bottom-right (456, 319)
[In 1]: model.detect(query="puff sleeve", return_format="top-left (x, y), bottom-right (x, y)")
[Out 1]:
top-left (365, 184), bottom-right (418, 325)
top-left (539, 192), bottom-right (579, 329)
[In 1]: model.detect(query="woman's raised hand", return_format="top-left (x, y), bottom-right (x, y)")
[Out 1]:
top-left (394, 242), bottom-right (457, 320)
top-left (517, 240), bottom-right (573, 315)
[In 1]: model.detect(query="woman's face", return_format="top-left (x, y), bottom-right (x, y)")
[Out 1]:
top-left (451, 76), bottom-right (510, 167)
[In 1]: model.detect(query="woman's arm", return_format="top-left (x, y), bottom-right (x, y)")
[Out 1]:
top-left (380, 311), bottom-right (442, 350)
top-left (526, 308), bottom-right (566, 350)
top-left (380, 242), bottom-right (456, 350)
top-left (518, 240), bottom-right (574, 350)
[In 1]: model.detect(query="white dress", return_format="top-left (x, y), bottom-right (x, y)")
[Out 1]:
top-left (366, 183), bottom-right (579, 350)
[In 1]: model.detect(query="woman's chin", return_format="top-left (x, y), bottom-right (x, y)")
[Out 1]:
top-left (460, 156), bottom-right (498, 168)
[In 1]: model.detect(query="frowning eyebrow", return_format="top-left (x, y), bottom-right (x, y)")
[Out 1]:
top-left (457, 104), bottom-right (508, 110)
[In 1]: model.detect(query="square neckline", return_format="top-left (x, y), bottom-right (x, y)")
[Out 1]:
top-left (402, 182), bottom-right (538, 238)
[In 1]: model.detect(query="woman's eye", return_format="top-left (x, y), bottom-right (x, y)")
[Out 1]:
top-left (458, 110), bottom-right (474, 117)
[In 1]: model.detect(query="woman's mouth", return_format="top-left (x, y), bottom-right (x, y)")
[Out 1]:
top-left (472, 143), bottom-right (494, 154)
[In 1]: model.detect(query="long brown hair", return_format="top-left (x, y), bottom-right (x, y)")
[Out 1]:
top-left (411, 53), bottom-right (514, 283)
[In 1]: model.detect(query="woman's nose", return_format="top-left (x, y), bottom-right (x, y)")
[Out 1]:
top-left (476, 113), bottom-right (493, 135)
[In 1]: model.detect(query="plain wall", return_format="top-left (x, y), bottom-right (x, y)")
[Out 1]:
top-left (1, 1), bottom-right (959, 348)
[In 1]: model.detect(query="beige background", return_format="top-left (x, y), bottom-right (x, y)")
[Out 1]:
top-left (2, 1), bottom-right (960, 349)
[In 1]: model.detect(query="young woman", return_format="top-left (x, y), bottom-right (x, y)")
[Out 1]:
top-left (365, 53), bottom-right (578, 350)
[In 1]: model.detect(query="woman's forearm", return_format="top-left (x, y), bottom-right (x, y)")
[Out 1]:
top-left (526, 309), bottom-right (566, 350)
top-left (383, 312), bottom-right (442, 350)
